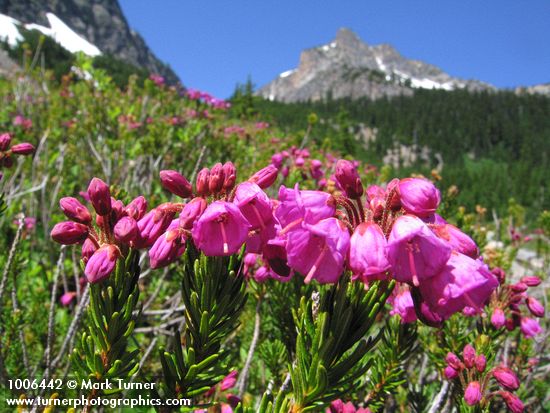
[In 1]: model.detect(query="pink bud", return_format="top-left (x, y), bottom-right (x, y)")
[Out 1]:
top-left (59, 197), bottom-right (92, 224)
top-left (85, 245), bottom-right (119, 283)
top-left (520, 276), bottom-right (541, 287)
top-left (160, 170), bottom-right (193, 198)
top-left (222, 162), bottom-right (237, 191)
top-left (125, 196), bottom-right (147, 220)
top-left (0, 133), bottom-right (11, 151)
top-left (491, 267), bottom-right (506, 284)
top-left (474, 355), bottom-right (486, 373)
top-left (445, 352), bottom-right (462, 371)
top-left (335, 159), bottom-right (363, 198)
top-left (444, 365), bottom-right (458, 379)
top-left (87, 178), bottom-right (111, 216)
top-left (520, 317), bottom-right (542, 338)
top-left (195, 168), bottom-right (210, 197)
top-left (492, 366), bottom-right (520, 390)
top-left (10, 142), bottom-right (35, 155)
top-left (463, 344), bottom-right (476, 369)
top-left (179, 197), bottom-right (207, 229)
top-left (398, 177), bottom-right (440, 217)
top-left (511, 283), bottom-right (528, 293)
top-left (114, 216), bottom-right (138, 243)
top-left (526, 297), bottom-right (544, 317)
top-left (464, 381), bottom-right (482, 406)
top-left (81, 238), bottom-right (97, 263)
top-left (208, 162), bottom-right (225, 194)
top-left (51, 221), bottom-right (89, 245)
top-left (249, 164), bottom-right (279, 189)
top-left (499, 391), bottom-right (524, 413)
top-left (491, 308), bottom-right (506, 329)
top-left (220, 370), bottom-right (238, 391)
top-left (60, 292), bottom-right (76, 307)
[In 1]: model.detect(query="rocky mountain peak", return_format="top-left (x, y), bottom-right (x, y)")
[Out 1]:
top-left (0, 0), bottom-right (178, 83)
top-left (258, 28), bottom-right (492, 102)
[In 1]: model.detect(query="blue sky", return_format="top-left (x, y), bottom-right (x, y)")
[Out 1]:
top-left (119, 0), bottom-right (550, 99)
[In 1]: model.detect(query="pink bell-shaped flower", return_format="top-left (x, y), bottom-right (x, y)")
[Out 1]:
top-left (276, 185), bottom-right (335, 228)
top-left (234, 182), bottom-right (273, 231)
top-left (432, 224), bottom-right (479, 258)
top-left (192, 201), bottom-right (251, 256)
top-left (387, 215), bottom-right (451, 286)
top-left (286, 218), bottom-right (350, 284)
top-left (349, 222), bottom-right (390, 282)
top-left (464, 381), bottom-right (482, 406)
top-left (418, 252), bottom-right (498, 319)
top-left (520, 317), bottom-right (542, 338)
top-left (149, 220), bottom-right (186, 269)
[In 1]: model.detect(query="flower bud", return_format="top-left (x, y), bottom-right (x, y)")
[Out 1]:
top-left (195, 168), bottom-right (210, 197)
top-left (85, 245), bottom-right (119, 283)
top-left (81, 238), bottom-right (97, 263)
top-left (526, 296), bottom-right (545, 318)
top-left (2, 154), bottom-right (13, 168)
top-left (445, 352), bottom-right (462, 370)
top-left (51, 221), bottom-right (89, 245)
top-left (179, 197), bottom-right (207, 229)
top-left (511, 282), bottom-right (528, 293)
top-left (464, 381), bottom-right (482, 406)
top-left (60, 292), bottom-right (77, 306)
top-left (208, 162), bottom-right (225, 194)
top-left (59, 197), bottom-right (92, 224)
top-left (249, 164), bottom-right (278, 189)
top-left (475, 355), bottom-right (486, 373)
top-left (491, 307), bottom-right (506, 329)
top-left (520, 317), bottom-right (542, 338)
top-left (160, 170), bottom-right (193, 198)
top-left (335, 159), bottom-right (363, 198)
top-left (222, 162), bottom-right (237, 191)
top-left (499, 391), bottom-right (524, 413)
top-left (114, 216), bottom-right (138, 243)
top-left (520, 276), bottom-right (541, 287)
top-left (87, 178), bottom-right (111, 216)
top-left (0, 133), bottom-right (11, 151)
top-left (491, 267), bottom-right (506, 284)
top-left (125, 196), bottom-right (147, 220)
top-left (10, 142), bottom-right (35, 155)
top-left (398, 177), bottom-right (440, 217)
top-left (463, 344), bottom-right (476, 369)
top-left (492, 366), bottom-right (520, 390)
top-left (444, 365), bottom-right (458, 379)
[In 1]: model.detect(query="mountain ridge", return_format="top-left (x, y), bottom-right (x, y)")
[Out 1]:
top-left (0, 0), bottom-right (178, 83)
top-left (258, 28), bottom-right (494, 102)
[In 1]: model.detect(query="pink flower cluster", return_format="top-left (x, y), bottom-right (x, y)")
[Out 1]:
top-left (445, 344), bottom-right (524, 412)
top-left (51, 178), bottom-right (151, 283)
top-left (0, 132), bottom-right (35, 170)
top-left (271, 147), bottom-right (328, 188)
top-left (489, 271), bottom-right (544, 339)
top-left (185, 88), bottom-right (230, 110)
top-left (327, 399), bottom-right (372, 413)
top-left (51, 156), bottom-right (499, 327)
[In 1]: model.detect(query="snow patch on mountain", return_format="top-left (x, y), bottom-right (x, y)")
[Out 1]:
top-left (0, 12), bottom-right (101, 56)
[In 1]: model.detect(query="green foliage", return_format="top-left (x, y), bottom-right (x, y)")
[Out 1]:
top-left (157, 246), bottom-right (248, 407)
top-left (363, 318), bottom-right (418, 412)
top-left (70, 251), bottom-right (141, 397)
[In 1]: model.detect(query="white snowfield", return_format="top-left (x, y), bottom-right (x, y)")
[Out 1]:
top-left (0, 12), bottom-right (101, 56)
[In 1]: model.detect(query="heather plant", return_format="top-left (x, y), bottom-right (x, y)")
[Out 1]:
top-left (0, 59), bottom-right (548, 413)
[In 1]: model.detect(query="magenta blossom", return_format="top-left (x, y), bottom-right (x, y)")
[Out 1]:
top-left (87, 178), bottom-right (111, 216)
top-left (85, 245), bottom-right (119, 283)
top-left (234, 182), bottom-right (273, 231)
top-left (335, 159), bottom-right (363, 198)
top-left (276, 185), bottom-right (335, 229)
top-left (286, 218), bottom-right (350, 284)
top-left (464, 381), bottom-right (482, 406)
top-left (492, 366), bottom-right (520, 390)
top-left (60, 197), bottom-right (92, 224)
top-left (520, 317), bottom-right (542, 338)
top-left (389, 288), bottom-right (417, 323)
top-left (349, 222), bottom-right (390, 282)
top-left (387, 215), bottom-right (451, 286)
top-left (398, 178), bottom-right (441, 217)
top-left (159, 170), bottom-right (193, 198)
top-left (149, 220), bottom-right (186, 269)
top-left (432, 224), bottom-right (479, 258)
top-left (192, 201), bottom-right (251, 256)
top-left (51, 221), bottom-right (89, 245)
top-left (418, 253), bottom-right (498, 319)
